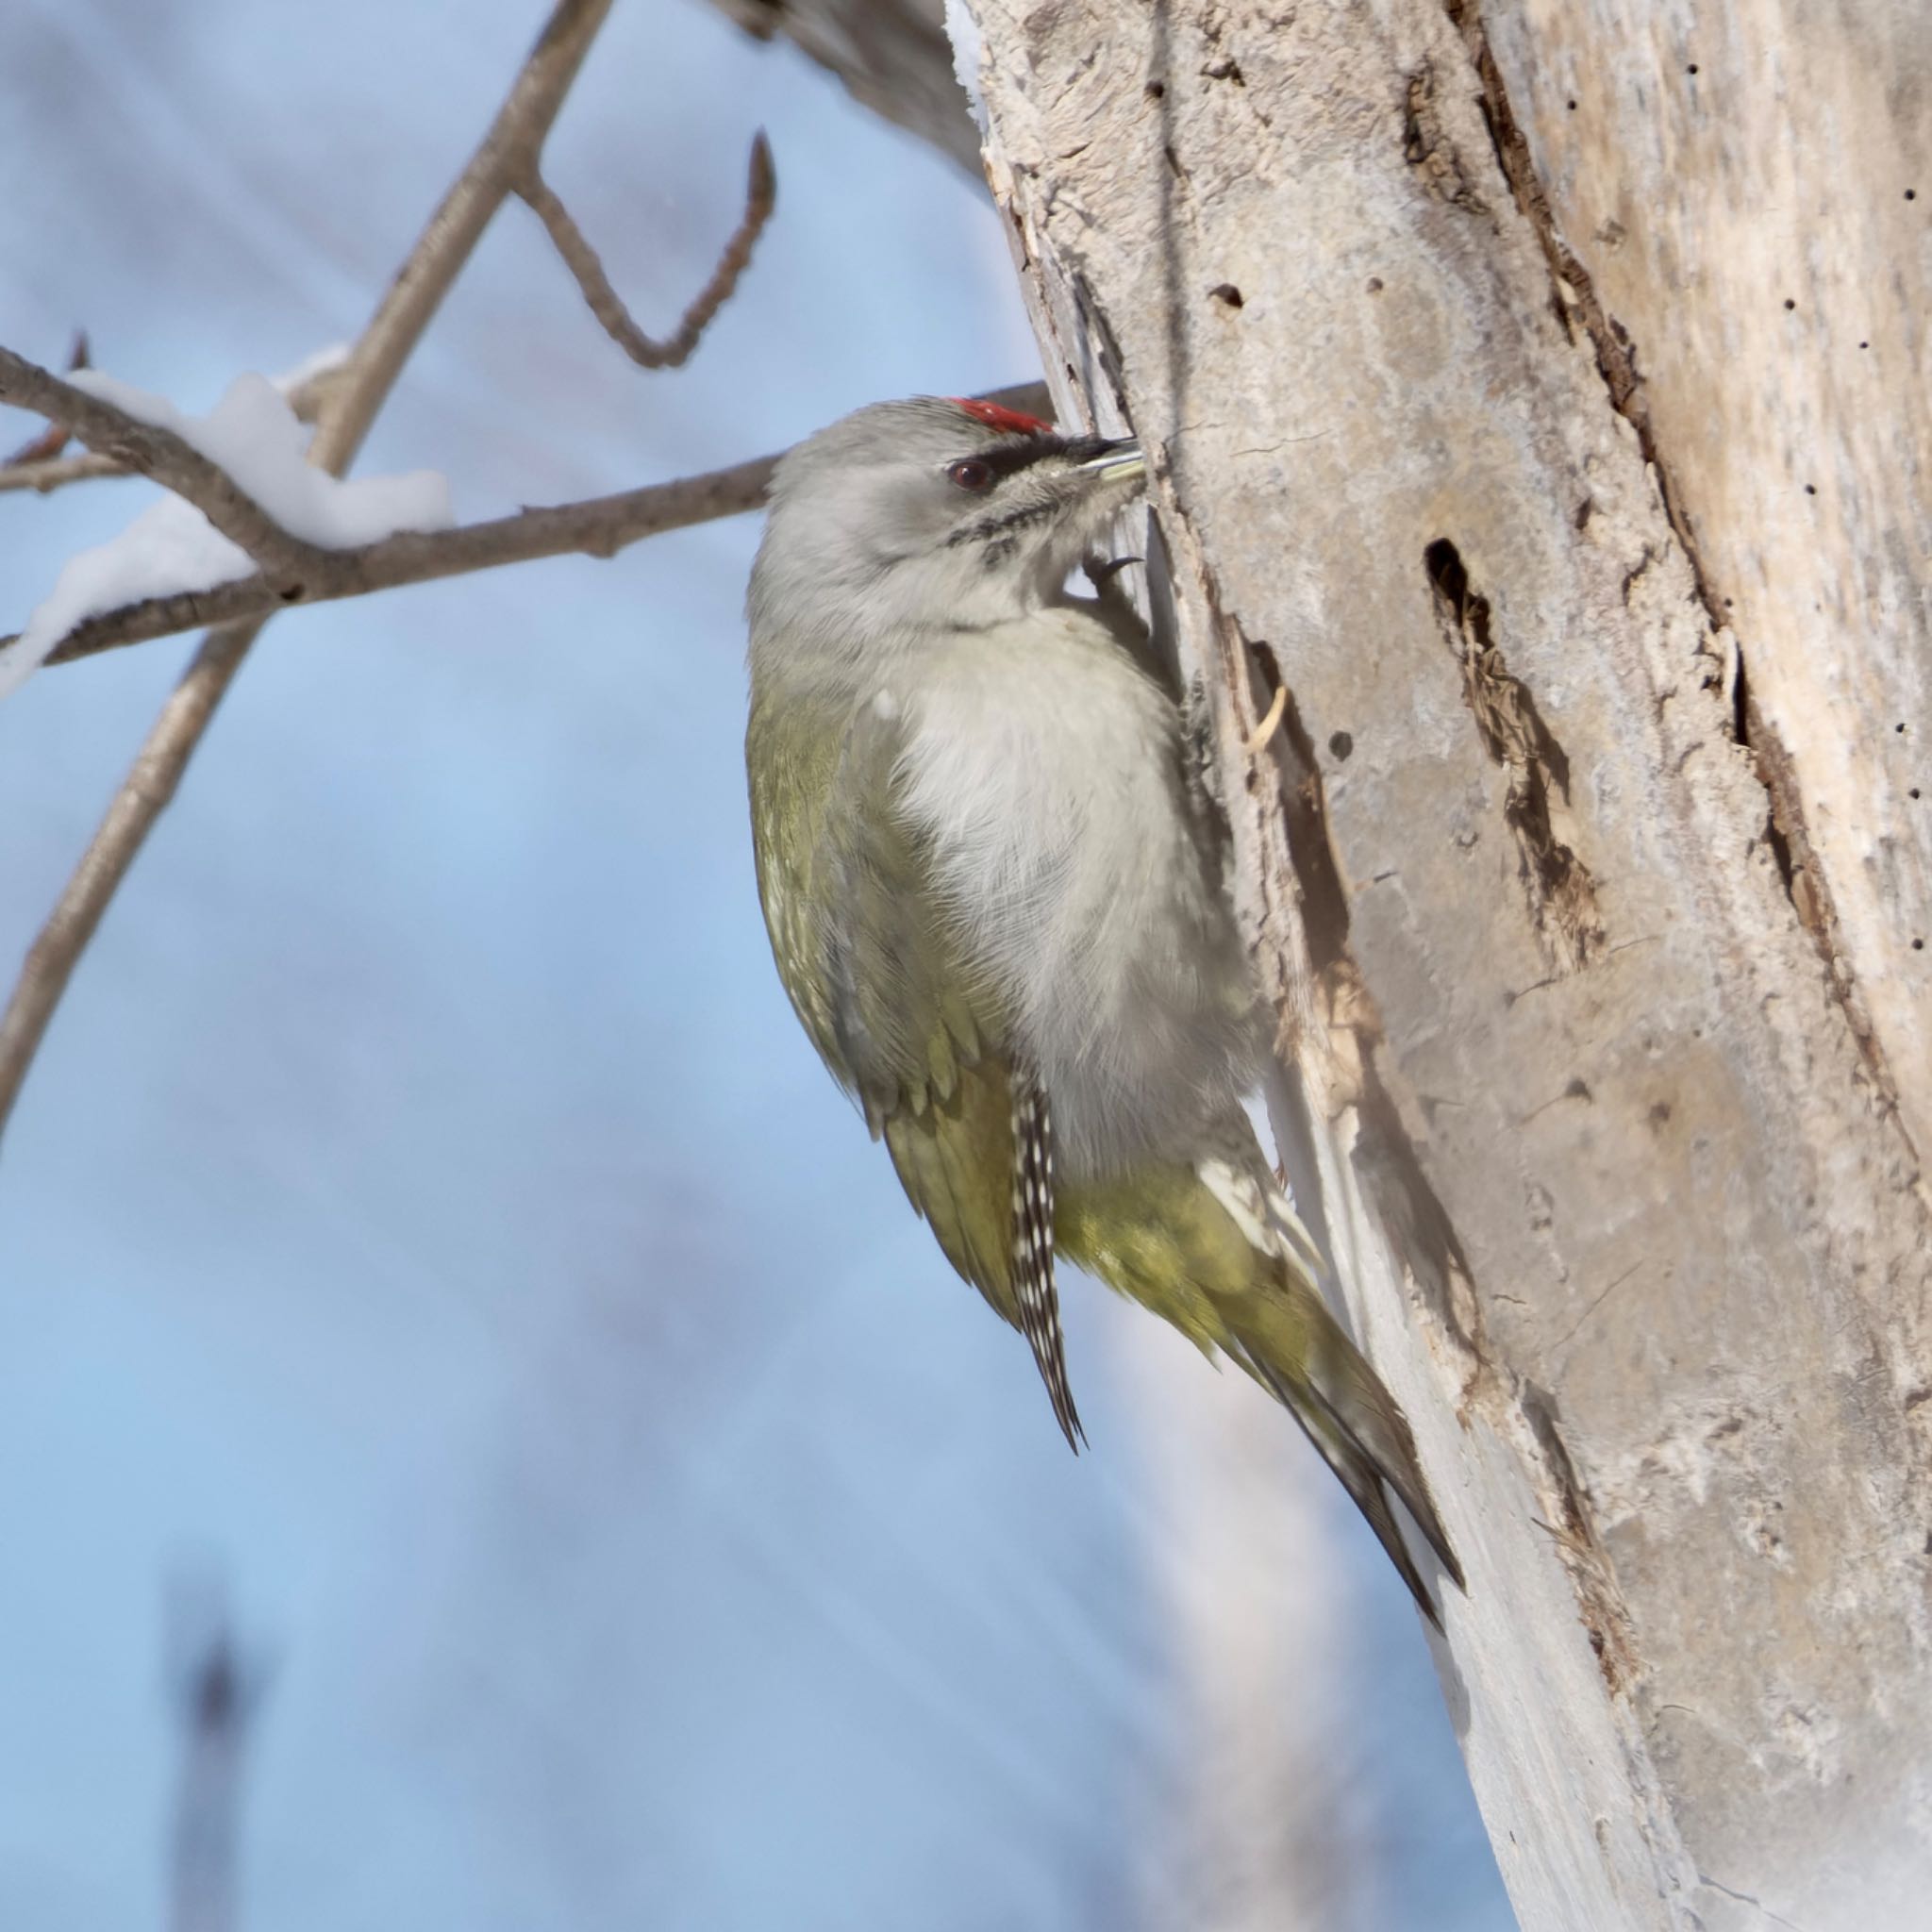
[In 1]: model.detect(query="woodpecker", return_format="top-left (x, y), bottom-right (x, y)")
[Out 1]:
top-left (745, 395), bottom-right (1463, 1624)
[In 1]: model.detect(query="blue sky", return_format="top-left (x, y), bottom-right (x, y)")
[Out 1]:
top-left (0, 2), bottom-right (1511, 1926)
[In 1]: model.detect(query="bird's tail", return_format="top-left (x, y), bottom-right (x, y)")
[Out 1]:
top-left (1056, 1149), bottom-right (1464, 1627)
top-left (1222, 1263), bottom-right (1464, 1629)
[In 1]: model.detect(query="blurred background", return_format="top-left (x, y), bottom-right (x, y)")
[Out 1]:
top-left (0, 2), bottom-right (1510, 1925)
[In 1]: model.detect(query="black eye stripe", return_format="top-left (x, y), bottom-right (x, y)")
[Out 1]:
top-left (942, 432), bottom-right (1122, 483)
top-left (945, 435), bottom-right (1071, 484)
top-left (937, 432), bottom-right (1128, 551)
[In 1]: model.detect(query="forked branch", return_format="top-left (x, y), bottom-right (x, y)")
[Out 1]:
top-left (518, 132), bottom-right (777, 370)
top-left (1, 329), bottom-right (89, 464)
top-left (0, 347), bottom-right (329, 577)
top-left (0, 357), bottom-right (346, 497)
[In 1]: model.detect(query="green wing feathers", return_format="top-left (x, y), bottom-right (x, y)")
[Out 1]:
top-left (747, 692), bottom-right (983, 1130)
top-left (1057, 1147), bottom-right (1463, 1626)
top-left (748, 691), bottom-right (1080, 1445)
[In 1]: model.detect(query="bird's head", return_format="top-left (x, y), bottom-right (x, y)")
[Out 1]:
top-left (748, 395), bottom-right (1145, 665)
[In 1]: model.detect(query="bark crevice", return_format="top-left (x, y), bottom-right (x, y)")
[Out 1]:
top-left (1424, 536), bottom-right (1605, 974)
top-left (1441, 0), bottom-right (1912, 1149)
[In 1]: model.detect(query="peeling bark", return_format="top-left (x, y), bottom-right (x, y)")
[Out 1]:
top-left (963, 4), bottom-right (1932, 1928)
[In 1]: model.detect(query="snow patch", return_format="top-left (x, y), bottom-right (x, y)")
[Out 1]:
top-left (942, 0), bottom-right (989, 138)
top-left (0, 368), bottom-right (453, 703)
top-left (69, 369), bottom-right (451, 549)
top-left (271, 341), bottom-right (352, 394)
top-left (0, 497), bottom-right (253, 701)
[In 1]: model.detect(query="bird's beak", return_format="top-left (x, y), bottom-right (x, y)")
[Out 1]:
top-left (1076, 437), bottom-right (1145, 484)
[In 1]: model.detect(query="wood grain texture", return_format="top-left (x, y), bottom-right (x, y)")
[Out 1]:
top-left (965, 3), bottom-right (1932, 1926)
top-left (1479, 0), bottom-right (1932, 1160)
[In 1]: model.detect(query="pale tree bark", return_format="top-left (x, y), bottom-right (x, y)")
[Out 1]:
top-left (956, 3), bottom-right (1932, 1930)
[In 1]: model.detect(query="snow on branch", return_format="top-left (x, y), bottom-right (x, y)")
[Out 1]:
top-left (0, 342), bottom-right (348, 497)
top-left (30, 455), bottom-right (776, 669)
top-left (0, 382), bottom-right (1050, 676)
top-left (0, 351), bottom-right (451, 700)
top-left (0, 349), bottom-right (345, 577)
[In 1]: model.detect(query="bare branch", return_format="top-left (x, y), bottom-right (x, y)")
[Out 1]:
top-left (0, 346), bottom-right (325, 576)
top-left (7, 382), bottom-right (1050, 670)
top-left (0, 0), bottom-right (619, 1147)
top-left (519, 131), bottom-right (776, 370)
top-left (0, 449), bottom-right (127, 495)
top-left (42, 454), bottom-right (777, 665)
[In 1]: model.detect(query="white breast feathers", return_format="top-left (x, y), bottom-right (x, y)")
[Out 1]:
top-left (893, 605), bottom-right (1257, 1177)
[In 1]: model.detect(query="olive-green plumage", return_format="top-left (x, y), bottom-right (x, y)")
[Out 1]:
top-left (1056, 1159), bottom-right (1462, 1622)
top-left (747, 681), bottom-right (1462, 1624)
top-left (748, 689), bottom-right (1020, 1311)
top-left (745, 396), bottom-right (1463, 1625)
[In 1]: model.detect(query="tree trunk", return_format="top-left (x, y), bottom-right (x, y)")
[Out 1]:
top-left (963, 4), bottom-right (1932, 1930)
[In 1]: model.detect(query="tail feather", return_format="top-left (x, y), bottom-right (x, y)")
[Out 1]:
top-left (1228, 1297), bottom-right (1461, 1627)
top-left (1056, 1146), bottom-right (1465, 1625)
top-left (1242, 1344), bottom-right (1448, 1630)
top-left (1303, 1335), bottom-right (1464, 1591)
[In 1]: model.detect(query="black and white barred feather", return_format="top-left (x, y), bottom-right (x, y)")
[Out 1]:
top-left (1010, 1074), bottom-right (1082, 1451)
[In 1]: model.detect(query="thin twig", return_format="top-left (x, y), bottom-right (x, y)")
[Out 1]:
top-left (0, 347), bottom-right (325, 575)
top-left (0, 0), bottom-right (619, 1148)
top-left (2, 328), bottom-right (89, 463)
top-left (0, 449), bottom-right (128, 494)
top-left (519, 131), bottom-right (776, 369)
top-left (166, 1573), bottom-right (270, 1932)
top-left (14, 381), bottom-right (1051, 670)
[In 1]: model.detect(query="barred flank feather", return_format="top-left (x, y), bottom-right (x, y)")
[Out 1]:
top-left (1011, 1076), bottom-right (1082, 1451)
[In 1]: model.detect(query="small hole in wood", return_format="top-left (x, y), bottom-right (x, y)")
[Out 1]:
top-left (1208, 283), bottom-right (1244, 308)
top-left (1328, 730), bottom-right (1354, 761)
top-left (1860, 340), bottom-right (1871, 349)
top-left (1366, 276), bottom-right (1384, 293)
top-left (1805, 483), bottom-right (1817, 495)
top-left (1566, 98), bottom-right (1577, 110)
top-left (1687, 62), bottom-right (1699, 74)
top-left (1915, 939), bottom-right (1926, 952)
top-left (1784, 297), bottom-right (1796, 311)
top-left (1909, 789), bottom-right (1922, 801)
top-left (1144, 79), bottom-right (1165, 100)
top-left (1908, 189), bottom-right (1919, 201)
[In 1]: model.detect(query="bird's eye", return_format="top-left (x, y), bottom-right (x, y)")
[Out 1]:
top-left (946, 458), bottom-right (994, 491)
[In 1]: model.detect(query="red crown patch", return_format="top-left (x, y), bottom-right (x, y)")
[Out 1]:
top-left (949, 396), bottom-right (1053, 436)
